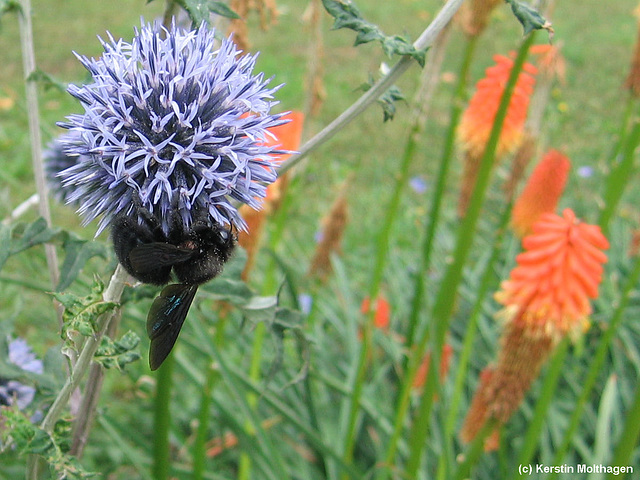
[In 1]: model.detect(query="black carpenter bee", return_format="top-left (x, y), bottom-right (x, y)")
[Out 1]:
top-left (111, 201), bottom-right (235, 370)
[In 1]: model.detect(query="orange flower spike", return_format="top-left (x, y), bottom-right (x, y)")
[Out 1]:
top-left (458, 55), bottom-right (537, 160)
top-left (496, 209), bottom-right (609, 340)
top-left (458, 55), bottom-right (537, 215)
top-left (238, 111), bottom-right (304, 280)
top-left (511, 149), bottom-right (571, 237)
top-left (463, 211), bottom-right (607, 449)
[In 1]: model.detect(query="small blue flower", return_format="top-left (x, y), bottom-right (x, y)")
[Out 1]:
top-left (58, 20), bottom-right (286, 235)
top-left (577, 166), bottom-right (593, 178)
top-left (297, 293), bottom-right (313, 315)
top-left (409, 176), bottom-right (428, 194)
top-left (0, 338), bottom-right (43, 410)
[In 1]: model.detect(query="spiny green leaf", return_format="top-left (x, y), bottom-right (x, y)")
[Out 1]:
top-left (322, 0), bottom-right (362, 22)
top-left (322, 0), bottom-right (425, 65)
top-left (382, 36), bottom-right (426, 67)
top-left (506, 0), bottom-right (553, 37)
top-left (1, 409), bottom-right (96, 478)
top-left (0, 407), bottom-right (39, 451)
top-left (0, 0), bottom-right (21, 19)
top-left (54, 280), bottom-right (119, 353)
top-left (378, 85), bottom-right (405, 122)
top-left (357, 75), bottom-right (406, 121)
top-left (94, 330), bottom-right (141, 370)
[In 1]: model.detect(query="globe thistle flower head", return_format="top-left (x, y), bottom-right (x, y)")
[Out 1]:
top-left (58, 20), bottom-right (287, 235)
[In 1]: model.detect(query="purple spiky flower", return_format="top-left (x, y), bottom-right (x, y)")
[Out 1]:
top-left (57, 20), bottom-right (286, 235)
top-left (0, 338), bottom-right (43, 410)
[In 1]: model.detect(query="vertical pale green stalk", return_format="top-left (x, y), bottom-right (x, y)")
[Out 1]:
top-left (17, 0), bottom-right (59, 289)
top-left (403, 32), bottom-right (537, 478)
top-left (548, 254), bottom-right (640, 479)
top-left (436, 202), bottom-right (511, 480)
top-left (608, 382), bottom-right (640, 479)
top-left (192, 364), bottom-right (220, 479)
top-left (192, 314), bottom-right (227, 480)
top-left (513, 338), bottom-right (570, 476)
top-left (340, 122), bottom-right (420, 475)
top-left (405, 35), bottom-right (478, 349)
top-left (380, 37), bottom-right (478, 479)
top-left (153, 354), bottom-right (174, 480)
top-left (598, 114), bottom-right (640, 235)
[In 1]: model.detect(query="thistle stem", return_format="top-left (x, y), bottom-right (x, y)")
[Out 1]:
top-left (279, 0), bottom-right (464, 174)
top-left (26, 264), bottom-right (129, 479)
top-left (70, 308), bottom-right (123, 457)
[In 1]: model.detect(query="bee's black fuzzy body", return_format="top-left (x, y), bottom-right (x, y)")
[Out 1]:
top-left (111, 202), bottom-right (235, 370)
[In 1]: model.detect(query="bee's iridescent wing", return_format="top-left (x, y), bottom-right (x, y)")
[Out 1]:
top-left (147, 283), bottom-right (198, 370)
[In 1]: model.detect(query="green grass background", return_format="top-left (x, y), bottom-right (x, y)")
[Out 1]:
top-left (1, 0), bottom-right (640, 478)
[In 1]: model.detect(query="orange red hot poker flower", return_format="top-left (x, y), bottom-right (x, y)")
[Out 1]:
top-left (457, 54), bottom-right (537, 215)
top-left (458, 54), bottom-right (537, 161)
top-left (496, 208), bottom-right (609, 339)
top-left (461, 209), bottom-right (609, 449)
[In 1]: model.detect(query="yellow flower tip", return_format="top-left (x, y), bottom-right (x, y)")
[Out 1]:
top-left (458, 54), bottom-right (537, 161)
top-left (499, 208), bottom-right (609, 341)
top-left (510, 149), bottom-right (571, 238)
